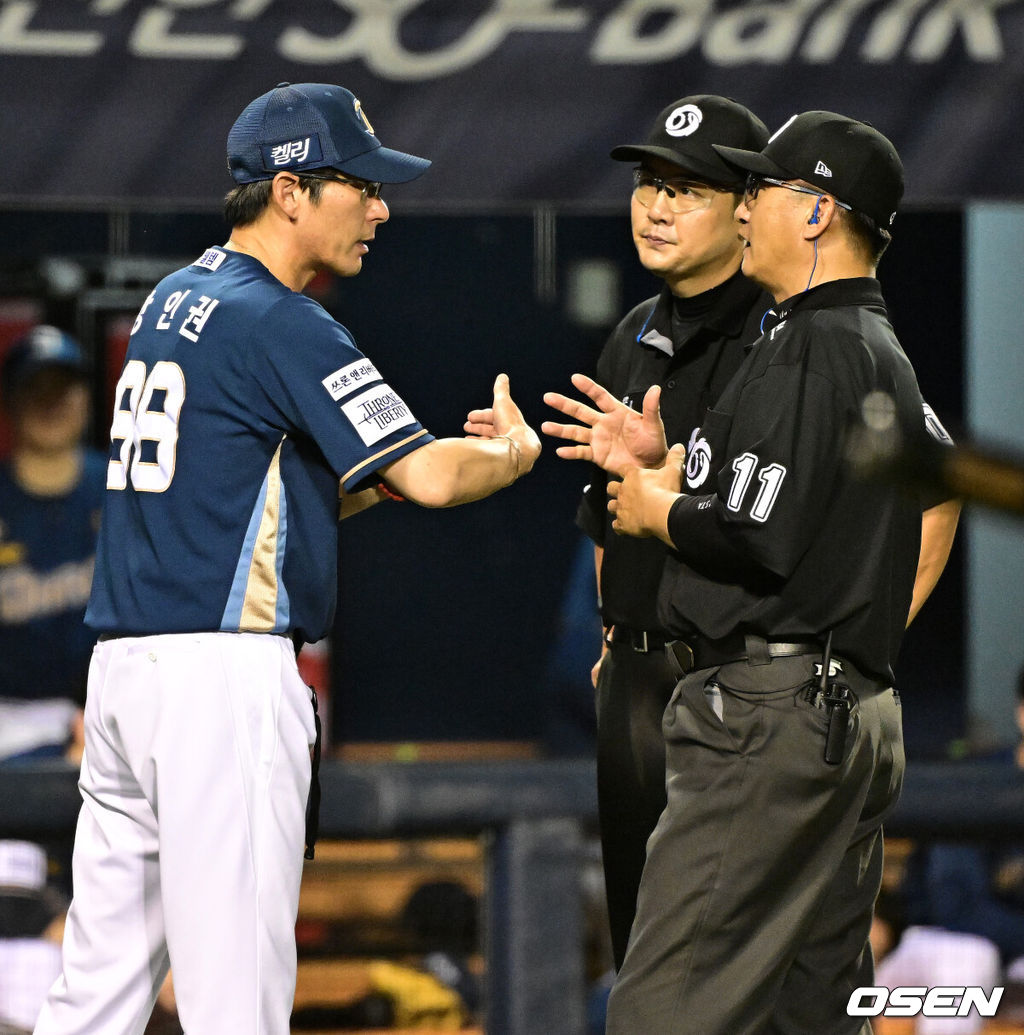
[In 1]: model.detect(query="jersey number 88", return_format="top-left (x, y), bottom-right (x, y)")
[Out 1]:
top-left (106, 359), bottom-right (186, 494)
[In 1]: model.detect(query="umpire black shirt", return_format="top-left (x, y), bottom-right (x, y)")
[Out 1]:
top-left (576, 269), bottom-right (770, 633)
top-left (659, 278), bottom-right (929, 684)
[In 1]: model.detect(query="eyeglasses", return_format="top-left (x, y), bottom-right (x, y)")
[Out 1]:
top-left (744, 173), bottom-right (851, 211)
top-left (300, 170), bottom-right (384, 203)
top-left (632, 169), bottom-right (722, 215)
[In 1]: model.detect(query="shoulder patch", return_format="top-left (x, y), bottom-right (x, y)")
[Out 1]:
top-left (192, 248), bottom-right (227, 271)
top-left (341, 384), bottom-right (416, 446)
top-left (322, 359), bottom-right (381, 401)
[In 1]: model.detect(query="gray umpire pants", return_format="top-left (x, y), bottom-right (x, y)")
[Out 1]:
top-left (605, 653), bottom-right (904, 1035)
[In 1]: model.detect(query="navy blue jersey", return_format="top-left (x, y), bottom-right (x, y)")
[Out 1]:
top-left (86, 247), bottom-right (432, 643)
top-left (0, 451), bottom-right (105, 702)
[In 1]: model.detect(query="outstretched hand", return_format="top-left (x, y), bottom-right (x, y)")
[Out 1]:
top-left (541, 373), bottom-right (668, 478)
top-left (464, 373), bottom-right (542, 469)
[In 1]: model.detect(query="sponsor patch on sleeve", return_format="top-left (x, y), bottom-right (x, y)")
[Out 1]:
top-left (322, 360), bottom-right (382, 401)
top-left (341, 384), bottom-right (416, 446)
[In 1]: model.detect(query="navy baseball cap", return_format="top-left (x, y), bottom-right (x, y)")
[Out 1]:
top-left (1, 326), bottom-right (86, 402)
top-left (227, 82), bottom-right (431, 185)
top-left (713, 111), bottom-right (904, 227)
top-left (610, 95), bottom-right (769, 190)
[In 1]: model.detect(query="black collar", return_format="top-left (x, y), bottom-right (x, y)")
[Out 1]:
top-left (771, 277), bottom-right (886, 325)
top-left (638, 270), bottom-right (765, 354)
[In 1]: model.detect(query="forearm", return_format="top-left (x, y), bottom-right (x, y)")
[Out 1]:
top-left (338, 485), bottom-right (385, 521)
top-left (594, 544), bottom-right (604, 613)
top-left (665, 493), bottom-right (776, 578)
top-left (382, 431), bottom-right (535, 508)
top-left (594, 543), bottom-right (608, 643)
top-left (592, 544), bottom-right (608, 688)
top-left (907, 498), bottom-right (961, 626)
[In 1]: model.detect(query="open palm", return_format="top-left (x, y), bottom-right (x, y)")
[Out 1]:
top-left (542, 373), bottom-right (667, 477)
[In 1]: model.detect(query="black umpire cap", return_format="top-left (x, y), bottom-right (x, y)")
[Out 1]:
top-left (610, 95), bottom-right (769, 190)
top-left (714, 111), bottom-right (904, 228)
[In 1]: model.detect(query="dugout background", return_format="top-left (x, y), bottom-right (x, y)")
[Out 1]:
top-left (7, 0), bottom-right (1024, 763)
top-left (0, 201), bottom-right (966, 760)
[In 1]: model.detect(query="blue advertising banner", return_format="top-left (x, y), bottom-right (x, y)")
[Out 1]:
top-left (1, 0), bottom-right (1022, 207)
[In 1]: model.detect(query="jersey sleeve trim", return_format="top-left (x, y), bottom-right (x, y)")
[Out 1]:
top-left (340, 428), bottom-right (431, 490)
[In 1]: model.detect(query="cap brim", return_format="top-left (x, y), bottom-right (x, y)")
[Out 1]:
top-left (4, 360), bottom-right (86, 397)
top-left (610, 144), bottom-right (742, 188)
top-left (337, 144), bottom-right (431, 184)
top-left (711, 144), bottom-right (791, 180)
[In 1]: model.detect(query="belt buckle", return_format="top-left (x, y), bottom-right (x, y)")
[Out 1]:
top-left (667, 639), bottom-right (695, 674)
top-left (634, 630), bottom-right (650, 654)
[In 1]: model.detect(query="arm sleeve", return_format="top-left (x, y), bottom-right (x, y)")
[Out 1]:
top-left (253, 296), bottom-right (433, 490)
top-left (576, 466), bottom-right (607, 544)
top-left (666, 363), bottom-right (846, 580)
top-left (919, 400), bottom-right (958, 510)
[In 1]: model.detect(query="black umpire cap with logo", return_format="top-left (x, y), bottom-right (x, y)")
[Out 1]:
top-left (227, 82), bottom-right (431, 186)
top-left (610, 95), bottom-right (769, 190)
top-left (713, 111), bottom-right (904, 228)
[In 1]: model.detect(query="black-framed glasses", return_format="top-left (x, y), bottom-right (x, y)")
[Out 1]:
top-left (632, 168), bottom-right (724, 215)
top-left (744, 173), bottom-right (851, 211)
top-left (300, 170), bottom-right (384, 203)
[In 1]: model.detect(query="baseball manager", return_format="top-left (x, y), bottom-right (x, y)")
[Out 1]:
top-left (35, 82), bottom-right (540, 1035)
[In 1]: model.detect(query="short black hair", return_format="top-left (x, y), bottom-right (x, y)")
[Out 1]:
top-left (223, 173), bottom-right (327, 228)
top-left (840, 206), bottom-right (892, 265)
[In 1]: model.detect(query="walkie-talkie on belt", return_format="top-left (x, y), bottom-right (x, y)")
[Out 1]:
top-left (819, 631), bottom-right (850, 766)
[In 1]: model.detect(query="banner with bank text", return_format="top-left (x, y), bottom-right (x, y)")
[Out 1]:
top-left (1, 0), bottom-right (1022, 207)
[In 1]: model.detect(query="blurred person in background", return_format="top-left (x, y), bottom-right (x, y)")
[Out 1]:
top-left (0, 326), bottom-right (104, 766)
top-left (871, 886), bottom-right (1001, 1035)
top-left (909, 664), bottom-right (1024, 980)
top-left (0, 840), bottom-right (65, 1034)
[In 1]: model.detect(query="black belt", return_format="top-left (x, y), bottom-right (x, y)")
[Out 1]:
top-left (608, 625), bottom-right (820, 669)
top-left (667, 634), bottom-right (821, 675)
top-left (606, 625), bottom-right (670, 653)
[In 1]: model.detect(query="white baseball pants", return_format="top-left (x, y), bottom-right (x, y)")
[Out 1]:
top-left (34, 632), bottom-right (315, 1035)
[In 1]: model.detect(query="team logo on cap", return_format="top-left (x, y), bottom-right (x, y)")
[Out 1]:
top-left (665, 104), bottom-right (703, 138)
top-left (353, 99), bottom-right (374, 135)
top-left (815, 161), bottom-right (833, 177)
